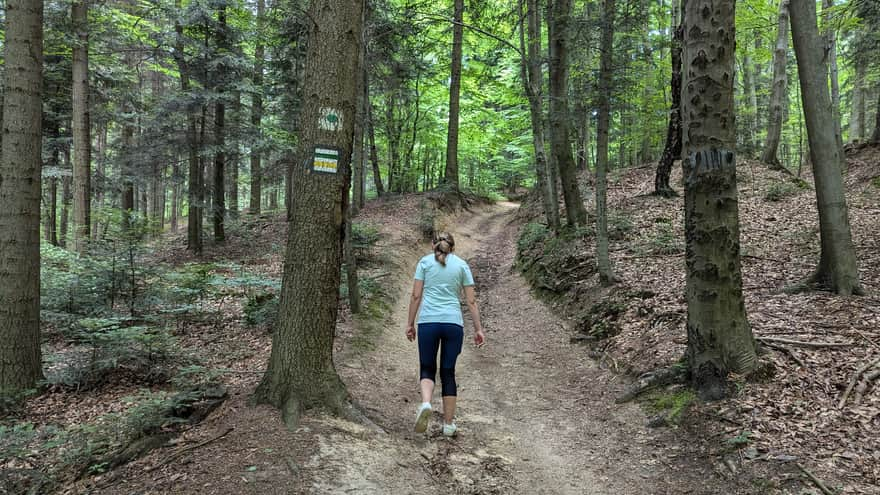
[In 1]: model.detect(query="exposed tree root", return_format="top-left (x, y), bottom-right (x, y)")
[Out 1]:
top-left (853, 367), bottom-right (880, 406)
top-left (615, 364), bottom-right (687, 404)
top-left (796, 462), bottom-right (836, 495)
top-left (838, 356), bottom-right (880, 409)
top-left (756, 336), bottom-right (853, 348)
top-left (762, 341), bottom-right (806, 368)
top-left (148, 427), bottom-right (235, 473)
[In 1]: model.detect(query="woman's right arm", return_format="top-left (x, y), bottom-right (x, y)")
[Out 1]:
top-left (463, 286), bottom-right (485, 346)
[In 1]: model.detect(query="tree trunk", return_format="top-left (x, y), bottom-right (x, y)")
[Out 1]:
top-left (366, 79), bottom-right (384, 196)
top-left (175, 0), bottom-right (202, 253)
top-left (213, 5), bottom-right (227, 243)
top-left (595, 0), bottom-right (616, 284)
top-left (72, 0), bottom-right (91, 253)
top-left (121, 126), bottom-right (135, 231)
top-left (822, 0), bottom-right (844, 155)
top-left (790, 0), bottom-right (861, 295)
top-left (60, 166), bottom-right (71, 248)
top-left (0, 0), bottom-right (44, 395)
top-left (256, 0), bottom-right (363, 428)
top-left (171, 158), bottom-right (180, 231)
top-left (48, 177), bottom-right (58, 245)
top-left (873, 90), bottom-right (880, 144)
top-left (548, 0), bottom-right (588, 227)
top-left (520, 0), bottom-right (560, 232)
top-left (351, 6), bottom-right (367, 216)
top-left (655, 0), bottom-right (684, 197)
top-left (250, 0), bottom-right (265, 215)
top-left (850, 63), bottom-right (865, 143)
top-left (93, 123), bottom-right (107, 238)
top-left (443, 0), bottom-right (464, 192)
top-left (682, 0), bottom-right (758, 399)
top-left (760, 0), bottom-right (790, 168)
top-left (228, 91), bottom-right (240, 219)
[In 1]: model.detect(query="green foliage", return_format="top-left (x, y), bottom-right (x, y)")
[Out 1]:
top-left (763, 180), bottom-right (806, 202)
top-left (646, 222), bottom-right (684, 255)
top-left (870, 177), bottom-right (880, 189)
top-left (608, 211), bottom-right (633, 241)
top-left (650, 388), bottom-right (696, 425)
top-left (725, 430), bottom-right (754, 448)
top-left (351, 222), bottom-right (381, 263)
top-left (243, 292), bottom-right (278, 328)
top-left (418, 201), bottom-right (436, 240)
top-left (517, 222), bottom-right (550, 254)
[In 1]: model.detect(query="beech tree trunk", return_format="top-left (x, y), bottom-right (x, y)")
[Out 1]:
top-left (72, 0), bottom-right (91, 253)
top-left (443, 0), bottom-right (464, 192)
top-left (655, 0), bottom-right (684, 197)
top-left (850, 63), bottom-right (865, 143)
top-left (741, 52), bottom-right (758, 155)
top-left (790, 0), bottom-right (861, 295)
top-left (250, 0), bottom-right (265, 215)
top-left (760, 0), bottom-right (790, 168)
top-left (0, 0), bottom-right (44, 395)
top-left (520, 0), bottom-right (560, 231)
top-left (595, 0), bottom-right (616, 284)
top-left (682, 0), bottom-right (758, 399)
top-left (548, 0), bottom-right (588, 227)
top-left (255, 0), bottom-right (363, 428)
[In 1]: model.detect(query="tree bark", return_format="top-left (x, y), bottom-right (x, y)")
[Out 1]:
top-left (365, 75), bottom-right (384, 196)
top-left (250, 0), bottom-right (265, 215)
top-left (255, 0), bottom-right (363, 428)
top-left (790, 0), bottom-right (861, 295)
top-left (175, 0), bottom-right (202, 253)
top-left (595, 0), bottom-right (616, 284)
top-left (850, 63), bottom-right (865, 143)
top-left (655, 0), bottom-right (685, 197)
top-left (443, 0), bottom-right (464, 192)
top-left (351, 4), bottom-right (367, 216)
top-left (760, 0), bottom-right (790, 168)
top-left (822, 0), bottom-right (844, 155)
top-left (213, 5), bottom-right (227, 243)
top-left (520, 0), bottom-right (560, 231)
top-left (873, 90), bottom-right (880, 144)
top-left (741, 51), bottom-right (758, 155)
top-left (548, 0), bottom-right (588, 227)
top-left (228, 91), bottom-right (240, 219)
top-left (0, 0), bottom-right (44, 395)
top-left (72, 0), bottom-right (91, 253)
top-left (682, 0), bottom-right (758, 399)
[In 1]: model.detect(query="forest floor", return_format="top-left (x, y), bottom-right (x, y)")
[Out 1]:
top-left (58, 196), bottom-right (754, 495)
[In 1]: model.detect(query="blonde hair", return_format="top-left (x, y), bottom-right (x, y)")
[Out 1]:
top-left (433, 232), bottom-right (455, 266)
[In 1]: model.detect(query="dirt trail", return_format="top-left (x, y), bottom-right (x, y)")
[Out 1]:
top-left (305, 202), bottom-right (740, 494)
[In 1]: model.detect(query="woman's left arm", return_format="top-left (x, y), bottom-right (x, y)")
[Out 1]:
top-left (406, 280), bottom-right (424, 341)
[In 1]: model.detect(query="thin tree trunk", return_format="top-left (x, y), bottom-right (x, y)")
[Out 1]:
top-left (48, 177), bottom-right (58, 245)
top-left (760, 0), bottom-right (790, 168)
top-left (873, 90), bottom-right (880, 144)
top-left (250, 0), bottom-right (265, 215)
top-left (0, 0), bottom-right (44, 393)
top-left (171, 158), bottom-right (180, 231)
top-left (548, 0), bottom-right (588, 227)
top-left (790, 0), bottom-right (861, 295)
top-left (741, 52), bottom-right (758, 155)
top-left (256, 0), bottom-right (363, 428)
top-left (175, 0), bottom-right (202, 253)
top-left (213, 6), bottom-right (227, 243)
top-left (850, 63), bottom-right (865, 143)
top-left (72, 0), bottom-right (91, 253)
top-left (228, 91), bottom-right (240, 219)
top-left (93, 123), bottom-right (107, 238)
top-left (520, 0), bottom-right (560, 231)
top-left (60, 163), bottom-right (71, 248)
top-left (443, 0), bottom-right (464, 192)
top-left (595, 0), bottom-right (616, 285)
top-left (682, 0), bottom-right (758, 399)
top-left (351, 5), bottom-right (367, 215)
top-left (823, 0), bottom-right (844, 155)
top-left (654, 0), bottom-right (684, 197)
top-left (366, 77), bottom-right (384, 195)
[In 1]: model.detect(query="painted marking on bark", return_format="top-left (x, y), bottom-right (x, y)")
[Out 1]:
top-left (318, 108), bottom-right (343, 132)
top-left (685, 148), bottom-right (735, 185)
top-left (313, 146), bottom-right (339, 174)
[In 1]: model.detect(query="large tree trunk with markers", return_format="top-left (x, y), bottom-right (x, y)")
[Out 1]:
top-left (255, 0), bottom-right (363, 428)
top-left (548, 0), bottom-right (588, 227)
top-left (0, 0), bottom-right (44, 396)
top-left (655, 0), bottom-right (684, 197)
top-left (595, 0), bottom-right (616, 284)
top-left (790, 0), bottom-right (861, 295)
top-left (682, 0), bottom-right (758, 399)
top-left (520, 0), bottom-right (560, 232)
top-left (72, 0), bottom-right (91, 253)
top-left (443, 0), bottom-right (464, 192)
top-left (760, 0), bottom-right (790, 169)
top-left (250, 0), bottom-right (265, 215)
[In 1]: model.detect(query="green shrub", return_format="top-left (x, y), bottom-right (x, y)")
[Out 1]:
top-left (517, 222), bottom-right (549, 254)
top-left (243, 292), bottom-right (278, 328)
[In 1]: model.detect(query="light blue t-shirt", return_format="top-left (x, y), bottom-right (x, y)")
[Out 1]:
top-left (414, 253), bottom-right (475, 326)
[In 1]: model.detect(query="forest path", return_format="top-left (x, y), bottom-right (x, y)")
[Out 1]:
top-left (310, 202), bottom-right (732, 494)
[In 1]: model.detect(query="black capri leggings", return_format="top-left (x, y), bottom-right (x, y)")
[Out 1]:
top-left (417, 323), bottom-right (464, 397)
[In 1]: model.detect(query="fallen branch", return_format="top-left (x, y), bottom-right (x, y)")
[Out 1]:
top-left (853, 367), bottom-right (880, 406)
top-left (838, 356), bottom-right (880, 409)
top-left (796, 462), bottom-right (835, 495)
top-left (756, 336), bottom-right (853, 348)
top-left (147, 427), bottom-right (234, 472)
top-left (762, 341), bottom-right (806, 368)
top-left (615, 364), bottom-right (687, 404)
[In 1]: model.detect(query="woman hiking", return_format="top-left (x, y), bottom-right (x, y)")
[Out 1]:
top-left (405, 232), bottom-right (485, 437)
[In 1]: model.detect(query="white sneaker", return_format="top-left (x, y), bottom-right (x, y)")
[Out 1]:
top-left (414, 402), bottom-right (432, 433)
top-left (442, 422), bottom-right (457, 437)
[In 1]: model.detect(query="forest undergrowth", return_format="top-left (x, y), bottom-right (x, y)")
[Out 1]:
top-left (515, 145), bottom-right (880, 494)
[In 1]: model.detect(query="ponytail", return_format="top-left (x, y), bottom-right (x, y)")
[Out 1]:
top-left (432, 232), bottom-right (455, 266)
